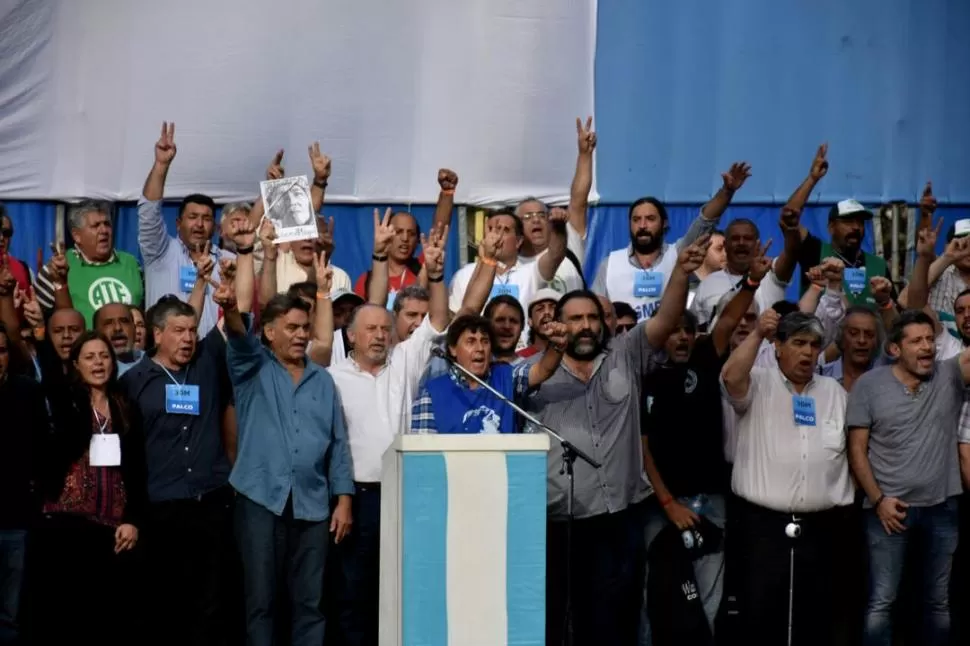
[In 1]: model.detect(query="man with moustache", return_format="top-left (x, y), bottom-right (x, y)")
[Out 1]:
top-left (721, 310), bottom-right (855, 645)
top-left (517, 289), bottom-right (560, 360)
top-left (530, 236), bottom-right (711, 646)
top-left (848, 310), bottom-right (970, 646)
top-left (593, 162), bottom-right (750, 321)
top-left (34, 202), bottom-right (143, 327)
top-left (93, 302), bottom-right (143, 375)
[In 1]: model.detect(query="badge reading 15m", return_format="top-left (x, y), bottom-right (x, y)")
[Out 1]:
top-left (792, 394), bottom-right (816, 427)
top-left (166, 384), bottom-right (200, 415)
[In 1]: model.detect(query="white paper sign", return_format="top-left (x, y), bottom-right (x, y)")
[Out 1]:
top-left (260, 175), bottom-right (317, 243)
top-left (89, 434), bottom-right (122, 467)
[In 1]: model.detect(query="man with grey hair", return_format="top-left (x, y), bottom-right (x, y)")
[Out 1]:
top-left (392, 284), bottom-right (430, 341)
top-left (721, 309), bottom-right (855, 645)
top-left (34, 200), bottom-right (143, 327)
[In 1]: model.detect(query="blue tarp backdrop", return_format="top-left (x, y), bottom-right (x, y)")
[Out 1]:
top-left (6, 200), bottom-right (970, 305)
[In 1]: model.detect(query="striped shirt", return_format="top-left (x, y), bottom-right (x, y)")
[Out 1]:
top-left (137, 199), bottom-right (231, 337)
top-left (929, 265), bottom-right (969, 339)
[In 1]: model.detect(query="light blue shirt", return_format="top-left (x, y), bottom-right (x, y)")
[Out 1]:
top-left (117, 349), bottom-right (144, 377)
top-left (137, 198), bottom-right (233, 337)
top-left (227, 324), bottom-right (354, 522)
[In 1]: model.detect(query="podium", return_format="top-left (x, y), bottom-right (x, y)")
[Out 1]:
top-left (379, 434), bottom-right (550, 646)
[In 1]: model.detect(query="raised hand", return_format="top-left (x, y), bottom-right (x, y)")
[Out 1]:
top-left (193, 242), bottom-right (215, 281)
top-left (155, 122), bottom-right (176, 165)
top-left (818, 257), bottom-right (845, 285)
top-left (677, 234), bottom-right (711, 274)
top-left (478, 227), bottom-right (502, 263)
top-left (211, 278), bottom-right (237, 310)
top-left (576, 116), bottom-right (596, 155)
top-left (47, 242), bottom-right (68, 282)
top-left (0, 259), bottom-right (16, 296)
top-left (920, 181), bottom-right (938, 217)
top-left (12, 287), bottom-right (25, 310)
top-left (218, 257), bottom-right (237, 284)
top-left (308, 142), bottom-right (331, 183)
top-left (944, 236), bottom-right (970, 263)
top-left (917, 218), bottom-right (943, 258)
top-left (542, 321), bottom-right (569, 350)
top-left (258, 219), bottom-right (278, 260)
top-left (229, 218), bottom-right (257, 250)
top-left (722, 161), bottom-right (752, 192)
top-left (748, 239), bottom-right (772, 282)
top-left (312, 250), bottom-right (334, 293)
top-left (267, 150), bottom-right (285, 180)
top-left (869, 276), bottom-right (893, 306)
top-left (810, 143), bottom-right (829, 181)
top-left (373, 207), bottom-right (395, 256)
top-left (548, 206), bottom-right (569, 230)
top-left (438, 168), bottom-right (458, 192)
top-left (22, 291), bottom-right (43, 328)
top-left (779, 206), bottom-right (802, 233)
top-left (422, 224), bottom-right (449, 278)
top-left (757, 308), bottom-right (780, 338)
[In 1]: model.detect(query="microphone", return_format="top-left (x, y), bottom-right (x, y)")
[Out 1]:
top-left (424, 344), bottom-right (600, 469)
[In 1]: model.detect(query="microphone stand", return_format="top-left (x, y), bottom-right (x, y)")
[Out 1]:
top-left (431, 349), bottom-right (600, 646)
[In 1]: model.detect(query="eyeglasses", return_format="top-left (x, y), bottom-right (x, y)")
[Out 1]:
top-left (520, 211), bottom-right (548, 221)
top-left (0, 229), bottom-right (12, 239)
top-left (616, 323), bottom-right (636, 334)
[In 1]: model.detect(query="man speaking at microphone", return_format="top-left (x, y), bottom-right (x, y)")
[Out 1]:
top-left (527, 236), bottom-right (711, 646)
top-left (409, 314), bottom-right (567, 434)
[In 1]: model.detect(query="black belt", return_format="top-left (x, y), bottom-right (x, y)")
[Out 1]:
top-left (354, 481), bottom-right (381, 492)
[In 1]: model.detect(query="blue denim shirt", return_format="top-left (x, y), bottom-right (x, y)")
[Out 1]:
top-left (227, 330), bottom-right (354, 522)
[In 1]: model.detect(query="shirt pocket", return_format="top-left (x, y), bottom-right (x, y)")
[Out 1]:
top-left (821, 420), bottom-right (845, 452)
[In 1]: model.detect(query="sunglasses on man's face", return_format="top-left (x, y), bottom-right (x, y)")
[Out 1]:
top-left (616, 323), bottom-right (636, 334)
top-left (0, 228), bottom-right (12, 239)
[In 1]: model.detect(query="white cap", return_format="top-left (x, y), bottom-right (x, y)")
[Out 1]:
top-left (955, 219), bottom-right (970, 238)
top-left (528, 288), bottom-right (562, 314)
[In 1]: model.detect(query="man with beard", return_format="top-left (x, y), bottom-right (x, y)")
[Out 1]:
top-left (516, 118), bottom-right (597, 293)
top-left (691, 204), bottom-right (803, 328)
top-left (93, 302), bottom-right (143, 375)
top-left (517, 289), bottom-right (560, 360)
top-left (592, 162), bottom-right (750, 321)
top-left (530, 236), bottom-right (711, 646)
top-left (722, 310), bottom-right (855, 645)
top-left (638, 243), bottom-right (770, 644)
top-left (793, 145), bottom-right (914, 306)
top-left (848, 310), bottom-right (969, 646)
top-left (325, 227), bottom-right (449, 646)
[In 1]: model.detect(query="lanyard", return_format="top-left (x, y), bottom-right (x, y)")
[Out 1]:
top-left (158, 363), bottom-right (190, 386)
top-left (93, 407), bottom-right (109, 434)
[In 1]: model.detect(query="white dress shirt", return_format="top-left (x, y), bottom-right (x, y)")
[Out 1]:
top-left (722, 367), bottom-right (854, 512)
top-left (328, 316), bottom-right (444, 482)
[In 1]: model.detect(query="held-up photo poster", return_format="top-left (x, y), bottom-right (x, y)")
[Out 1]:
top-left (259, 175), bottom-right (316, 242)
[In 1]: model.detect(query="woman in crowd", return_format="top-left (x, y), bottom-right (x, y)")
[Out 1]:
top-left (28, 330), bottom-right (148, 646)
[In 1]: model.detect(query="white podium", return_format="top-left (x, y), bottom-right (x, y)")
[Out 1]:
top-left (379, 434), bottom-right (550, 646)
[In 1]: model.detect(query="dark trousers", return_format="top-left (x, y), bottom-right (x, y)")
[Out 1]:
top-left (0, 530), bottom-right (26, 645)
top-left (26, 514), bottom-right (140, 646)
top-left (327, 484), bottom-right (381, 646)
top-left (546, 502), bottom-right (647, 646)
top-left (732, 498), bottom-right (852, 646)
top-left (235, 494), bottom-right (330, 646)
top-left (143, 486), bottom-right (236, 646)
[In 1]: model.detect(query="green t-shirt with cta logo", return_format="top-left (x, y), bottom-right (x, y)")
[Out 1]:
top-left (67, 250), bottom-right (144, 327)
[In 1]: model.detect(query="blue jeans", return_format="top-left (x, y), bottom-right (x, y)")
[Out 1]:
top-left (0, 530), bottom-right (26, 645)
top-left (863, 496), bottom-right (959, 646)
top-left (235, 494), bottom-right (330, 646)
top-left (639, 493), bottom-right (726, 646)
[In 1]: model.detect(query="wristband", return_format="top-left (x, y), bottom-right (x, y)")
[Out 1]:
top-left (740, 278), bottom-right (759, 292)
top-left (808, 282), bottom-right (823, 291)
top-left (873, 494), bottom-right (885, 508)
top-left (235, 245), bottom-right (254, 255)
top-left (316, 291), bottom-right (330, 300)
top-left (659, 495), bottom-right (673, 508)
top-left (313, 179), bottom-right (329, 189)
top-left (479, 256), bottom-right (497, 267)
top-left (441, 189), bottom-right (455, 196)
top-left (33, 326), bottom-right (45, 341)
top-left (878, 300), bottom-right (894, 311)
top-left (372, 253), bottom-right (388, 262)
top-left (428, 274), bottom-right (444, 283)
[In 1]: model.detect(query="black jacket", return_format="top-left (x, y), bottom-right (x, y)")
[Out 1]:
top-left (0, 374), bottom-right (49, 529)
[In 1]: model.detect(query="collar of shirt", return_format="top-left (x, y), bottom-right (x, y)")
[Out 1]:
top-left (72, 247), bottom-right (118, 266)
top-left (776, 367), bottom-right (818, 394)
top-left (262, 345), bottom-right (320, 386)
top-left (626, 242), bottom-right (669, 269)
top-left (558, 351), bottom-right (607, 383)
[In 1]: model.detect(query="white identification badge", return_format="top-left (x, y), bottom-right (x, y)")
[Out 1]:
top-left (89, 434), bottom-right (121, 467)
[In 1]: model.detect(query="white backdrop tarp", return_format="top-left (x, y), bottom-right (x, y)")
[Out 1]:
top-left (0, 0), bottom-right (597, 204)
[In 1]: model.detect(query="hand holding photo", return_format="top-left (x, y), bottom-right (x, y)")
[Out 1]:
top-left (259, 175), bottom-right (316, 242)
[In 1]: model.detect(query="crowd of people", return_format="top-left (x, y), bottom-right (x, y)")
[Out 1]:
top-left (0, 117), bottom-right (966, 646)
